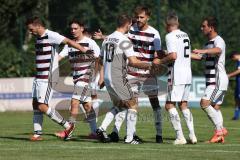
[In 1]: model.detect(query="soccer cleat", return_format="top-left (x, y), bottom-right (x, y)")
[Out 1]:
top-left (156, 135), bottom-right (163, 143)
top-left (189, 134), bottom-right (197, 144)
top-left (30, 134), bottom-right (43, 141)
top-left (173, 137), bottom-right (187, 145)
top-left (124, 135), bottom-right (143, 143)
top-left (55, 123), bottom-right (75, 140)
top-left (207, 130), bottom-right (224, 143)
top-left (222, 128), bottom-right (228, 136)
top-left (125, 137), bottom-right (142, 144)
top-left (87, 133), bottom-right (99, 139)
top-left (108, 131), bottom-right (119, 142)
top-left (96, 128), bottom-right (111, 143)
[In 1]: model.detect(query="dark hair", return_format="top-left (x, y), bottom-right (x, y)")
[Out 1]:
top-left (204, 16), bottom-right (218, 31)
top-left (68, 18), bottom-right (84, 27)
top-left (229, 50), bottom-right (239, 59)
top-left (134, 6), bottom-right (151, 16)
top-left (26, 16), bottom-right (45, 27)
top-left (117, 14), bottom-right (132, 28)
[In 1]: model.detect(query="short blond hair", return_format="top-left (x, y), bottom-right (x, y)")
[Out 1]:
top-left (165, 11), bottom-right (179, 26)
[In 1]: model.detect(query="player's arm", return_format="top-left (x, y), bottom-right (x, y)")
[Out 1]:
top-left (153, 52), bottom-right (176, 65)
top-left (228, 69), bottom-right (240, 78)
top-left (128, 56), bottom-right (151, 70)
top-left (191, 53), bottom-right (202, 60)
top-left (98, 57), bottom-right (104, 89)
top-left (93, 29), bottom-right (107, 40)
top-left (192, 47), bottom-right (221, 55)
top-left (62, 38), bottom-right (93, 54)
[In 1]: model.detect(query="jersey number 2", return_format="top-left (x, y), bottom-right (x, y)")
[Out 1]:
top-left (183, 39), bottom-right (190, 58)
top-left (105, 43), bottom-right (115, 62)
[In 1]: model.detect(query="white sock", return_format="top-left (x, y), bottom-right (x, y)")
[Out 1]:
top-left (215, 109), bottom-right (224, 128)
top-left (92, 99), bottom-right (100, 121)
top-left (153, 107), bottom-right (162, 136)
top-left (46, 107), bottom-right (69, 129)
top-left (168, 108), bottom-right (184, 139)
top-left (86, 108), bottom-right (97, 133)
top-left (125, 109), bottom-right (137, 143)
top-left (113, 110), bottom-right (126, 134)
top-left (33, 110), bottom-right (43, 135)
top-left (181, 108), bottom-right (195, 135)
top-left (203, 105), bottom-right (221, 130)
top-left (100, 107), bottom-right (118, 131)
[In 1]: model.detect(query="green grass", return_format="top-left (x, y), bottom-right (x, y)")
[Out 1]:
top-left (0, 107), bottom-right (239, 160)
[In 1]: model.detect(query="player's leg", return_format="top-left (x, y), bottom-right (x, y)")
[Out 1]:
top-left (31, 98), bottom-right (43, 141)
top-left (178, 84), bottom-right (197, 144)
top-left (179, 101), bottom-right (197, 144)
top-left (166, 85), bottom-right (186, 145)
top-left (124, 98), bottom-right (140, 144)
top-left (144, 77), bottom-right (163, 143)
top-left (200, 87), bottom-right (224, 143)
top-left (91, 94), bottom-right (99, 121)
top-left (212, 90), bottom-right (228, 137)
top-left (31, 81), bottom-right (73, 141)
top-left (148, 96), bottom-right (163, 143)
top-left (82, 101), bottom-right (98, 139)
top-left (108, 109), bottom-right (127, 142)
top-left (232, 87), bottom-right (240, 120)
top-left (96, 106), bottom-right (119, 143)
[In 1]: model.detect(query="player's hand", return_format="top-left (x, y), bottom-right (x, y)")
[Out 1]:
top-left (192, 49), bottom-right (206, 54)
top-left (98, 78), bottom-right (105, 89)
top-left (93, 29), bottom-right (104, 40)
top-left (153, 58), bottom-right (161, 65)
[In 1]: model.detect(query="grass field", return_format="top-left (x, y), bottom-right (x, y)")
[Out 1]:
top-left (0, 107), bottom-right (239, 160)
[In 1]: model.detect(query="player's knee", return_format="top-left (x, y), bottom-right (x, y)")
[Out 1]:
top-left (83, 103), bottom-right (92, 113)
top-left (200, 99), bottom-right (210, 109)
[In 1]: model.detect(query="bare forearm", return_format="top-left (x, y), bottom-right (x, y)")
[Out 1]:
top-left (63, 38), bottom-right (87, 53)
top-left (228, 70), bottom-right (240, 78)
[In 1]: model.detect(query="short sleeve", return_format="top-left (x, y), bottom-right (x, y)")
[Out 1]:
top-left (89, 40), bottom-right (100, 58)
top-left (153, 31), bottom-right (161, 51)
top-left (214, 37), bottom-right (225, 52)
top-left (59, 45), bottom-right (69, 58)
top-left (48, 30), bottom-right (65, 45)
top-left (165, 34), bottom-right (177, 54)
top-left (123, 39), bottom-right (137, 57)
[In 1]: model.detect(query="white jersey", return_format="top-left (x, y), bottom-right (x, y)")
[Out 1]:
top-left (35, 29), bottom-right (65, 82)
top-left (166, 29), bottom-right (192, 85)
top-left (59, 36), bottom-right (100, 83)
top-left (101, 31), bottom-right (136, 87)
top-left (202, 35), bottom-right (228, 90)
top-left (127, 24), bottom-right (161, 78)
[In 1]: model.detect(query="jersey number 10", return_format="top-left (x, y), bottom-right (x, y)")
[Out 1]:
top-left (105, 43), bottom-right (115, 62)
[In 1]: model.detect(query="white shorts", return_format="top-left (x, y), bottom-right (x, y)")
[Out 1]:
top-left (167, 84), bottom-right (191, 102)
top-left (72, 81), bottom-right (91, 103)
top-left (202, 86), bottom-right (226, 105)
top-left (32, 80), bottom-right (54, 104)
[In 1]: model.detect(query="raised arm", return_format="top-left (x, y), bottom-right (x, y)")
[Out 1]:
top-left (93, 29), bottom-right (107, 40)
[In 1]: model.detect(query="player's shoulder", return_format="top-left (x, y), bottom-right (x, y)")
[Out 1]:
top-left (46, 29), bottom-right (60, 37)
top-left (145, 25), bottom-right (160, 37)
top-left (215, 35), bottom-right (225, 43)
top-left (83, 36), bottom-right (97, 44)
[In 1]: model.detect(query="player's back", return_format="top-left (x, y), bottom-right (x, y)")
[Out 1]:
top-left (101, 31), bottom-right (134, 87)
top-left (166, 29), bottom-right (192, 85)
